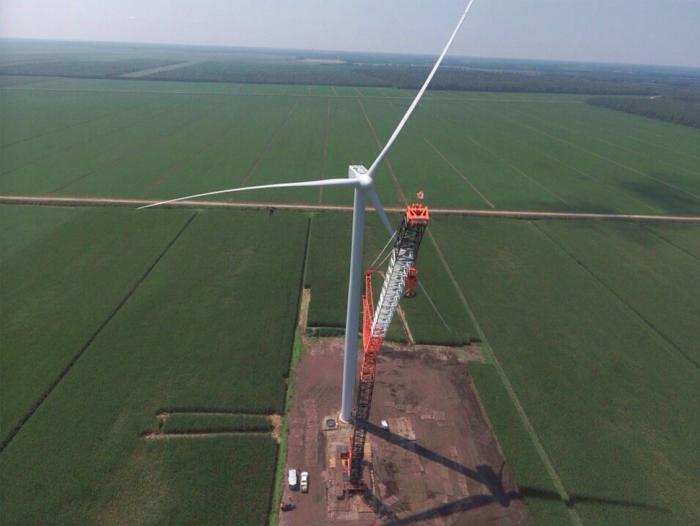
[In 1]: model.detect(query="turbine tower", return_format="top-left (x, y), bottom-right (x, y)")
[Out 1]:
top-left (141, 0), bottom-right (477, 422)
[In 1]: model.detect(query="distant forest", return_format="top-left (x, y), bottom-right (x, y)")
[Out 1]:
top-left (2, 39), bottom-right (700, 99)
top-left (587, 94), bottom-right (700, 129)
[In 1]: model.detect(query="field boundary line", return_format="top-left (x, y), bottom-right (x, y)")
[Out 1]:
top-left (142, 431), bottom-right (271, 440)
top-left (0, 212), bottom-right (198, 454)
top-left (444, 104), bottom-right (569, 205)
top-left (48, 97), bottom-right (221, 194)
top-left (425, 229), bottom-right (582, 526)
top-left (513, 104), bottom-right (700, 178)
top-left (142, 98), bottom-right (249, 195)
top-left (532, 222), bottom-right (700, 371)
top-left (466, 103), bottom-right (660, 214)
top-left (641, 225), bottom-right (700, 264)
top-left (503, 105), bottom-right (700, 202)
top-left (4, 195), bottom-right (700, 222)
top-left (0, 96), bottom-right (156, 151)
top-left (234, 100), bottom-right (300, 191)
top-left (352, 92), bottom-right (579, 523)
top-left (318, 100), bottom-right (331, 203)
top-left (268, 218), bottom-right (313, 526)
top-left (120, 60), bottom-right (202, 78)
top-left (2, 86), bottom-right (586, 104)
top-left (0, 95), bottom-right (175, 178)
top-left (424, 138), bottom-right (496, 209)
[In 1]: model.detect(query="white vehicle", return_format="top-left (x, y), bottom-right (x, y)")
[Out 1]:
top-left (288, 468), bottom-right (298, 490)
top-left (380, 420), bottom-right (390, 430)
top-left (300, 471), bottom-right (309, 493)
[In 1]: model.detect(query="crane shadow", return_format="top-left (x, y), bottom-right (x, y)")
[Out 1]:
top-left (364, 421), bottom-right (670, 518)
top-left (365, 420), bottom-right (511, 505)
top-left (380, 492), bottom-right (518, 526)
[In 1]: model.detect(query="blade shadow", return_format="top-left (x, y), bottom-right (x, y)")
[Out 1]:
top-left (519, 486), bottom-right (670, 513)
top-left (365, 420), bottom-right (511, 505)
top-left (365, 420), bottom-right (671, 516)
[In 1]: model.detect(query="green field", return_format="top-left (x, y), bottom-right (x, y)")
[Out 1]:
top-left (2, 76), bottom-right (699, 214)
top-left (0, 207), bottom-right (307, 524)
top-left (2, 72), bottom-right (700, 525)
top-left (430, 216), bottom-right (700, 525)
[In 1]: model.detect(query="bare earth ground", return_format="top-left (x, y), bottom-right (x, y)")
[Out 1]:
top-left (279, 336), bottom-right (528, 526)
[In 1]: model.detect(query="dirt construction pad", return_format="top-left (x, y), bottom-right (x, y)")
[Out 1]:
top-left (279, 337), bottom-right (528, 526)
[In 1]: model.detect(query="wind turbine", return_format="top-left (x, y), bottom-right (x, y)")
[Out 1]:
top-left (141, 0), bottom-right (477, 422)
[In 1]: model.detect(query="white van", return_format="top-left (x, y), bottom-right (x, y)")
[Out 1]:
top-left (300, 471), bottom-right (309, 493)
top-left (288, 468), bottom-right (298, 490)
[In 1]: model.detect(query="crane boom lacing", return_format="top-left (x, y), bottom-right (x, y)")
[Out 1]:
top-left (347, 204), bottom-right (429, 486)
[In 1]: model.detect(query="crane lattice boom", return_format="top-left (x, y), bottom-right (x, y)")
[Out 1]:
top-left (347, 204), bottom-right (429, 486)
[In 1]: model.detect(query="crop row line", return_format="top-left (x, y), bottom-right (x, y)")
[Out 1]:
top-left (425, 228), bottom-right (582, 526)
top-left (532, 222), bottom-right (700, 370)
top-left (2, 86), bottom-right (585, 104)
top-left (356, 98), bottom-right (581, 524)
top-left (0, 213), bottom-right (198, 454)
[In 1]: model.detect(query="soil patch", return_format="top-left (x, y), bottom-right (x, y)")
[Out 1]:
top-left (279, 337), bottom-right (527, 525)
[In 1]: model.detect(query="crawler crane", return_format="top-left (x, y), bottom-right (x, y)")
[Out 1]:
top-left (345, 203), bottom-right (430, 488)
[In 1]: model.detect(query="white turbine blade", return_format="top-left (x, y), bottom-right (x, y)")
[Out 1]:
top-left (367, 188), bottom-right (397, 239)
top-left (367, 0), bottom-right (477, 178)
top-left (138, 178), bottom-right (359, 209)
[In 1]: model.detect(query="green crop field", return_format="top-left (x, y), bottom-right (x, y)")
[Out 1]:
top-left (304, 212), bottom-right (476, 344)
top-left (0, 207), bottom-right (307, 524)
top-left (2, 76), bottom-right (699, 214)
top-left (2, 70), bottom-right (699, 526)
top-left (429, 216), bottom-right (700, 525)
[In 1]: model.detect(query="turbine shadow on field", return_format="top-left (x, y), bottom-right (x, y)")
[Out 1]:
top-left (365, 421), bottom-right (511, 505)
top-left (365, 421), bottom-right (670, 518)
top-left (381, 493), bottom-right (513, 525)
top-left (518, 486), bottom-right (670, 512)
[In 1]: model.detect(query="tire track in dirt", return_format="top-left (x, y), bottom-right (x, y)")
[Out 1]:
top-left (424, 137), bottom-right (496, 209)
top-left (0, 213), bottom-right (198, 454)
top-left (533, 221), bottom-right (700, 371)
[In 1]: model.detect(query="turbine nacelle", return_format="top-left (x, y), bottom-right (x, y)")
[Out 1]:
top-left (348, 165), bottom-right (373, 189)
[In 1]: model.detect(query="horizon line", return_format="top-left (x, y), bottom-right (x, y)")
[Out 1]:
top-left (2, 36), bottom-right (698, 72)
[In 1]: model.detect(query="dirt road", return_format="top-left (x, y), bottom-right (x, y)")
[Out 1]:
top-left (2, 194), bottom-right (699, 222)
